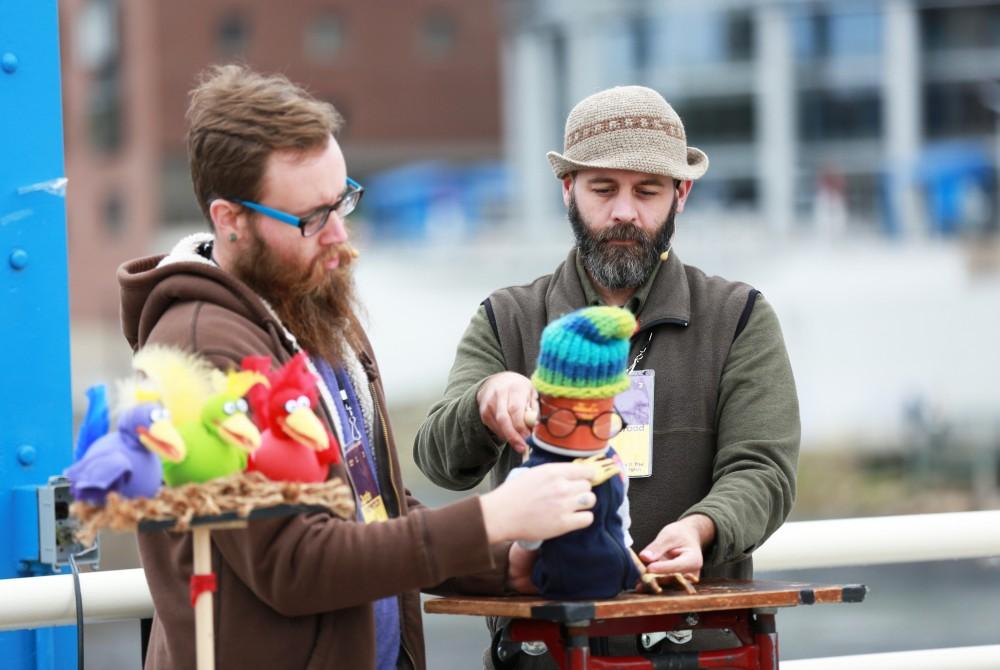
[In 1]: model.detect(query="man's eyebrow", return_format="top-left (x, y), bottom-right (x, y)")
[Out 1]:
top-left (585, 176), bottom-right (666, 187)
top-left (302, 185), bottom-right (349, 215)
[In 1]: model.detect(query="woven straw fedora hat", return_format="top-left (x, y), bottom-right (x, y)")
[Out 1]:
top-left (547, 86), bottom-right (708, 181)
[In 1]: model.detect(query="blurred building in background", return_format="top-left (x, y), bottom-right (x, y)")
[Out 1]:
top-left (59, 0), bottom-right (1000, 450)
top-left (59, 0), bottom-right (503, 382)
top-left (503, 0), bottom-right (1000, 239)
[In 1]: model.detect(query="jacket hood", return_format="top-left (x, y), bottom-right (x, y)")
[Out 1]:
top-left (117, 233), bottom-right (277, 352)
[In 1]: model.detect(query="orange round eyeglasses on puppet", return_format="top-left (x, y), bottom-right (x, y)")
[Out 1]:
top-left (534, 395), bottom-right (626, 453)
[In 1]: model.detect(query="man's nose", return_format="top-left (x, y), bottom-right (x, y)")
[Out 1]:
top-left (320, 212), bottom-right (349, 244)
top-left (610, 193), bottom-right (639, 223)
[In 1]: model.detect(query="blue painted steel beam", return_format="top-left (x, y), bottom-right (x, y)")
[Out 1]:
top-left (0, 1), bottom-right (76, 668)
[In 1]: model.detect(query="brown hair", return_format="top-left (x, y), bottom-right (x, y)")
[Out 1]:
top-left (186, 64), bottom-right (343, 223)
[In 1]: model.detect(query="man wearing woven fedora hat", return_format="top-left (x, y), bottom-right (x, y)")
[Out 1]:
top-left (414, 86), bottom-right (799, 663)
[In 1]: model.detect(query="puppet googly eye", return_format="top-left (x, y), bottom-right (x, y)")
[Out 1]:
top-left (150, 407), bottom-right (168, 423)
top-left (284, 399), bottom-right (298, 414)
top-left (223, 401), bottom-right (237, 415)
top-left (297, 395), bottom-right (310, 409)
top-left (236, 399), bottom-right (248, 413)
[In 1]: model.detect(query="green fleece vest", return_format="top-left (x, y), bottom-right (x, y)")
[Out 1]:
top-left (485, 252), bottom-right (756, 580)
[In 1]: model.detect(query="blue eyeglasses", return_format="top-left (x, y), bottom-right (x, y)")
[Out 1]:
top-left (235, 177), bottom-right (364, 237)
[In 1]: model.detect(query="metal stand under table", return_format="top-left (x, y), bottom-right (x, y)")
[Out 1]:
top-left (424, 579), bottom-right (867, 669)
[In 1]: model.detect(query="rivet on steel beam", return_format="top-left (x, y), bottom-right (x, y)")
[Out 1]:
top-left (1, 53), bottom-right (17, 74)
top-left (17, 445), bottom-right (36, 466)
top-left (9, 249), bottom-right (29, 270)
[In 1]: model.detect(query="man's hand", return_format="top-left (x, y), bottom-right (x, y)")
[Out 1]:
top-left (476, 372), bottom-right (538, 454)
top-left (639, 514), bottom-right (716, 577)
top-left (480, 462), bottom-right (597, 544)
top-left (506, 543), bottom-right (539, 594)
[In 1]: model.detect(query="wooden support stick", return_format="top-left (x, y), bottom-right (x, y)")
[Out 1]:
top-left (193, 526), bottom-right (214, 670)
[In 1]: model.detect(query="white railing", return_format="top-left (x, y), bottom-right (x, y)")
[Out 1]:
top-left (0, 510), bottom-right (998, 667)
top-left (782, 645), bottom-right (1000, 669)
top-left (0, 567), bottom-right (150, 632)
top-left (753, 509), bottom-right (1000, 571)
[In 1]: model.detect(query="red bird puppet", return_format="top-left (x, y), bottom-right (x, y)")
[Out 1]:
top-left (242, 353), bottom-right (340, 482)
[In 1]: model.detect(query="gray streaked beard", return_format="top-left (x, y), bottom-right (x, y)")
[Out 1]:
top-left (569, 194), bottom-right (676, 290)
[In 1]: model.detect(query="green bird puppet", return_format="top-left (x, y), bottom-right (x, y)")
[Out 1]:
top-left (133, 346), bottom-right (265, 485)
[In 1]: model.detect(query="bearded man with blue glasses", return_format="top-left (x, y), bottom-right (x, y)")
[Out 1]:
top-left (117, 65), bottom-right (604, 670)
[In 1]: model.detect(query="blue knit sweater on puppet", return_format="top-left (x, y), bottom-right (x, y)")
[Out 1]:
top-left (515, 439), bottom-right (641, 599)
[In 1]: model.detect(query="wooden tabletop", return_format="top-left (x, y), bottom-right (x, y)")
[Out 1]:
top-left (424, 580), bottom-right (867, 622)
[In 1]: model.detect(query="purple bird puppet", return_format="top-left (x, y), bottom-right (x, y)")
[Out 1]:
top-left (66, 402), bottom-right (186, 505)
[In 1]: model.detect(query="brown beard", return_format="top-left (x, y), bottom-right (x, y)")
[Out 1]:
top-left (569, 191), bottom-right (676, 291)
top-left (231, 222), bottom-right (365, 365)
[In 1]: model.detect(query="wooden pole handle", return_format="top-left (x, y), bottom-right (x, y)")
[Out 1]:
top-left (193, 527), bottom-right (215, 670)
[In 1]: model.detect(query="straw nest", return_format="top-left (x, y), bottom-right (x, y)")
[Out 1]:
top-left (71, 471), bottom-right (356, 546)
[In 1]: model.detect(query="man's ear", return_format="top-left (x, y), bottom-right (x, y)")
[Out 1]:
top-left (561, 175), bottom-right (575, 208)
top-left (209, 199), bottom-right (244, 239)
top-left (674, 180), bottom-right (693, 214)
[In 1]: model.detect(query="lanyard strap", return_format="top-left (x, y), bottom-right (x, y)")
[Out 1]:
top-left (313, 358), bottom-right (381, 497)
top-left (334, 367), bottom-right (368, 447)
top-left (629, 330), bottom-right (654, 373)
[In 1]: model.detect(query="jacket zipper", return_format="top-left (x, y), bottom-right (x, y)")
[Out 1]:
top-left (636, 317), bottom-right (689, 333)
top-left (369, 381), bottom-right (403, 512)
top-left (369, 380), bottom-right (418, 670)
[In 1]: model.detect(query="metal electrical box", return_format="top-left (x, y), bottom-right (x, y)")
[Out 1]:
top-left (38, 477), bottom-right (100, 568)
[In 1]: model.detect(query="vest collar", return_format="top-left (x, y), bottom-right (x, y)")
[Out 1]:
top-left (548, 248), bottom-right (691, 330)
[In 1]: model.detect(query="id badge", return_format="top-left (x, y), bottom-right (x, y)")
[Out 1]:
top-left (608, 369), bottom-right (654, 478)
top-left (343, 440), bottom-right (389, 523)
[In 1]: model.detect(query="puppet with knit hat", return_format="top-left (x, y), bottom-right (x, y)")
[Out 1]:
top-left (510, 305), bottom-right (642, 600)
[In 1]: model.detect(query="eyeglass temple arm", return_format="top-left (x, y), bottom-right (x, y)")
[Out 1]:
top-left (236, 200), bottom-right (300, 225)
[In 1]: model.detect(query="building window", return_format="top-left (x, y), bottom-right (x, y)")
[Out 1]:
top-left (217, 11), bottom-right (250, 57)
top-left (103, 191), bottom-right (125, 238)
top-left (648, 8), bottom-right (755, 67)
top-left (88, 73), bottom-right (124, 154)
top-left (792, 6), bottom-right (882, 61)
top-left (305, 13), bottom-right (345, 63)
top-left (161, 154), bottom-right (201, 225)
top-left (798, 90), bottom-right (882, 141)
top-left (726, 11), bottom-right (754, 62)
top-left (76, 0), bottom-right (119, 71)
top-left (687, 177), bottom-right (758, 210)
top-left (674, 95), bottom-right (755, 143)
top-left (420, 10), bottom-right (457, 60)
top-left (924, 82), bottom-right (997, 139)
top-left (79, 0), bottom-right (124, 155)
top-left (922, 5), bottom-right (1000, 51)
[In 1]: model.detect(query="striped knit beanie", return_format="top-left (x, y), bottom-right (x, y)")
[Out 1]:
top-left (531, 306), bottom-right (637, 399)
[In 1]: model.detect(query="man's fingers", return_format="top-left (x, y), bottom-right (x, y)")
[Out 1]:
top-left (506, 401), bottom-right (531, 454)
top-left (639, 531), bottom-right (681, 563)
top-left (482, 387), bottom-right (535, 452)
top-left (646, 557), bottom-right (700, 576)
top-left (639, 544), bottom-right (666, 563)
top-left (644, 547), bottom-right (701, 576)
top-left (569, 490), bottom-right (596, 510)
top-left (542, 461), bottom-right (601, 482)
top-left (490, 399), bottom-right (521, 446)
top-left (509, 401), bottom-right (527, 435)
top-left (564, 510), bottom-right (594, 532)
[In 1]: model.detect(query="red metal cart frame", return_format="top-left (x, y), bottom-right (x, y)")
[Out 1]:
top-left (425, 580), bottom-right (867, 670)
